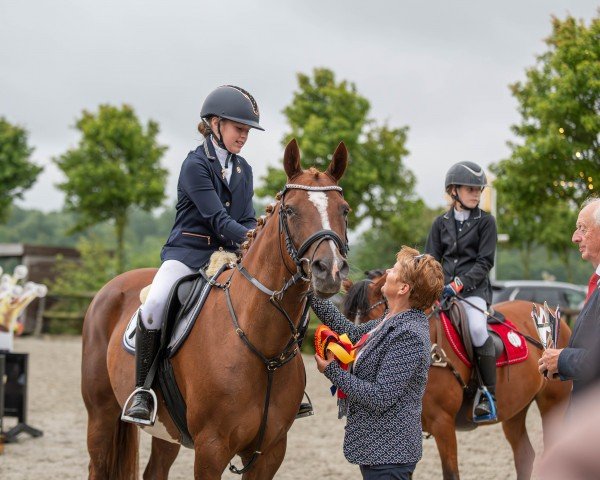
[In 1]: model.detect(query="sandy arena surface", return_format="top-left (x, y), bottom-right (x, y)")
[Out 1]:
top-left (0, 335), bottom-right (548, 479)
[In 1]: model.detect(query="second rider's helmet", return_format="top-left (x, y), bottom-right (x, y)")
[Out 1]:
top-left (201, 85), bottom-right (264, 131)
top-left (444, 161), bottom-right (487, 190)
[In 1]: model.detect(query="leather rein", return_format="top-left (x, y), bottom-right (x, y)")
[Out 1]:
top-left (207, 182), bottom-right (348, 475)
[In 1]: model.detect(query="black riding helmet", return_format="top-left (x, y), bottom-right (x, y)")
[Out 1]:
top-left (445, 161), bottom-right (487, 189)
top-left (445, 161), bottom-right (487, 210)
top-left (201, 85), bottom-right (264, 131)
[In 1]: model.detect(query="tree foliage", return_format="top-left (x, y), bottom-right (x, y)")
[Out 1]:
top-left (492, 14), bottom-right (599, 273)
top-left (349, 202), bottom-right (440, 275)
top-left (257, 68), bottom-right (419, 230)
top-left (0, 117), bottom-right (42, 222)
top-left (54, 104), bottom-right (168, 272)
top-left (50, 235), bottom-right (117, 295)
top-left (494, 14), bottom-right (599, 206)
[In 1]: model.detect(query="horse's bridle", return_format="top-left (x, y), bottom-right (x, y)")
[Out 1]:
top-left (210, 182), bottom-right (348, 475)
top-left (278, 183), bottom-right (348, 281)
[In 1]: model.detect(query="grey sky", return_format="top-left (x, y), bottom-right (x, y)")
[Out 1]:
top-left (2, 1), bottom-right (598, 213)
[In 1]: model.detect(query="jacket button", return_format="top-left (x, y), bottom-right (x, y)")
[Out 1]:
top-left (225, 201), bottom-right (230, 207)
top-left (454, 259), bottom-right (458, 263)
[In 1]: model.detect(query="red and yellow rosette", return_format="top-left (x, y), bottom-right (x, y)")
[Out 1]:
top-left (314, 324), bottom-right (368, 399)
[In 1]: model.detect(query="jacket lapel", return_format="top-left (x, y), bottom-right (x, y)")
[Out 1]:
top-left (227, 156), bottom-right (242, 192)
top-left (442, 210), bottom-right (457, 242)
top-left (204, 139), bottom-right (231, 192)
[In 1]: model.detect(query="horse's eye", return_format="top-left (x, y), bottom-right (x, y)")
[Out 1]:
top-left (284, 206), bottom-right (295, 216)
top-left (342, 207), bottom-right (350, 216)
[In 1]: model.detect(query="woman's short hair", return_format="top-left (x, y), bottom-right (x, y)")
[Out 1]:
top-left (395, 245), bottom-right (444, 311)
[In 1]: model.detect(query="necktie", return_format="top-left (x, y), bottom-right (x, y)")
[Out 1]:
top-left (586, 273), bottom-right (599, 302)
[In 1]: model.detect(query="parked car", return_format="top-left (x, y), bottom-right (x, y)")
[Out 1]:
top-left (492, 280), bottom-right (587, 325)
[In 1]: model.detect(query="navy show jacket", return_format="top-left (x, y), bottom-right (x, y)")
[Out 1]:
top-left (161, 139), bottom-right (257, 269)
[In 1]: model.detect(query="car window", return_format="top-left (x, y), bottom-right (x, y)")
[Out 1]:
top-left (565, 289), bottom-right (586, 309)
top-left (513, 287), bottom-right (536, 302)
top-left (513, 287), bottom-right (561, 307)
top-left (535, 288), bottom-right (562, 308)
top-left (492, 286), bottom-right (510, 304)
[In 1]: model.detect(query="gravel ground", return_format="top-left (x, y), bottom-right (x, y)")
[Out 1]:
top-left (0, 335), bottom-right (547, 479)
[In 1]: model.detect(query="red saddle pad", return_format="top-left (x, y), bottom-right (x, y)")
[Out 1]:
top-left (439, 311), bottom-right (529, 367)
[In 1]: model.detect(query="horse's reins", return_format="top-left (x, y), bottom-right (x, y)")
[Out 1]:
top-left (211, 182), bottom-right (348, 475)
top-left (455, 294), bottom-right (544, 350)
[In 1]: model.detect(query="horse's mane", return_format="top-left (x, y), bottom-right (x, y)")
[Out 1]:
top-left (240, 200), bottom-right (278, 255)
top-left (341, 279), bottom-right (372, 318)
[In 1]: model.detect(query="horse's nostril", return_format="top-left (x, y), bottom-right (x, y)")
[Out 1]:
top-left (339, 260), bottom-right (349, 278)
top-left (311, 259), bottom-right (330, 278)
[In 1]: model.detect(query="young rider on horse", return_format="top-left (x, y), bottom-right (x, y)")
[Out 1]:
top-left (425, 161), bottom-right (498, 419)
top-left (123, 85), bottom-right (263, 425)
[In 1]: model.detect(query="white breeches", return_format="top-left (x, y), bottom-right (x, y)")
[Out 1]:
top-left (460, 295), bottom-right (489, 347)
top-left (140, 260), bottom-right (195, 330)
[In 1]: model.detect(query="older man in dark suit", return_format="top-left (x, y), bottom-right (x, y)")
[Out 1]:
top-left (539, 197), bottom-right (600, 398)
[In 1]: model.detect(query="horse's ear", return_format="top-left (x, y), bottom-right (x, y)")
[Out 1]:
top-left (326, 142), bottom-right (348, 182)
top-left (283, 139), bottom-right (302, 180)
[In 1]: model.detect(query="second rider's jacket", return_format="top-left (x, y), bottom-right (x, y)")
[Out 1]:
top-left (425, 207), bottom-right (497, 304)
top-left (161, 139), bottom-right (257, 270)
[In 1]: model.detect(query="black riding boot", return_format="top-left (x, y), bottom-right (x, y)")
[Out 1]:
top-left (474, 336), bottom-right (496, 418)
top-left (123, 314), bottom-right (161, 424)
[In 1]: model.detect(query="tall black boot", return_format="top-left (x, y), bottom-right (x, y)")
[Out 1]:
top-left (474, 336), bottom-right (497, 418)
top-left (123, 314), bottom-right (161, 424)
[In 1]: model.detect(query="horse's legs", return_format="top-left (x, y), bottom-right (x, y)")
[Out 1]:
top-left (143, 437), bottom-right (181, 480)
top-left (193, 434), bottom-right (233, 480)
top-left (241, 436), bottom-right (287, 480)
top-left (83, 347), bottom-right (139, 479)
top-left (534, 382), bottom-right (570, 449)
top-left (427, 412), bottom-right (461, 480)
top-left (501, 404), bottom-right (535, 480)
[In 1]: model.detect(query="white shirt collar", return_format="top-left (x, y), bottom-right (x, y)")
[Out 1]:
top-left (211, 137), bottom-right (230, 168)
top-left (454, 208), bottom-right (470, 222)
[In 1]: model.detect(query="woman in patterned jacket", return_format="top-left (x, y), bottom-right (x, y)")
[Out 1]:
top-left (313, 246), bottom-right (444, 480)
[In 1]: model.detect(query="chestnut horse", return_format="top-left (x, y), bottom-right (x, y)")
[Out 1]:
top-left (81, 139), bottom-right (351, 479)
top-left (342, 273), bottom-right (572, 480)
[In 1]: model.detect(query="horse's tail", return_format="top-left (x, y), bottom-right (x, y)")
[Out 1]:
top-left (107, 416), bottom-right (139, 480)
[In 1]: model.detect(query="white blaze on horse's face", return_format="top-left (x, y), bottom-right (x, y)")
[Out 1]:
top-left (307, 190), bottom-right (342, 277)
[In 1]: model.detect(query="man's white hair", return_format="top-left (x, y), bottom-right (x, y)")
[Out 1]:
top-left (581, 196), bottom-right (600, 226)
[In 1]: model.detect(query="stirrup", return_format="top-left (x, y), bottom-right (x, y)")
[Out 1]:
top-left (472, 387), bottom-right (497, 423)
top-left (296, 391), bottom-right (314, 419)
top-left (121, 387), bottom-right (158, 426)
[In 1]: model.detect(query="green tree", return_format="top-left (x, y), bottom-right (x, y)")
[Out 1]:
top-left (492, 14), bottom-right (599, 273)
top-left (350, 202), bottom-right (440, 274)
top-left (50, 235), bottom-right (117, 294)
top-left (0, 117), bottom-right (42, 222)
top-left (54, 104), bottom-right (168, 272)
top-left (493, 14), bottom-right (599, 204)
top-left (257, 68), bottom-right (418, 230)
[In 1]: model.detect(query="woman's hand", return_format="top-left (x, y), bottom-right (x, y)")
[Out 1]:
top-left (314, 350), bottom-right (335, 373)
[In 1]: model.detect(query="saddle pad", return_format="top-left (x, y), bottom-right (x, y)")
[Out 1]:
top-left (440, 311), bottom-right (528, 368)
top-left (122, 266), bottom-right (225, 356)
